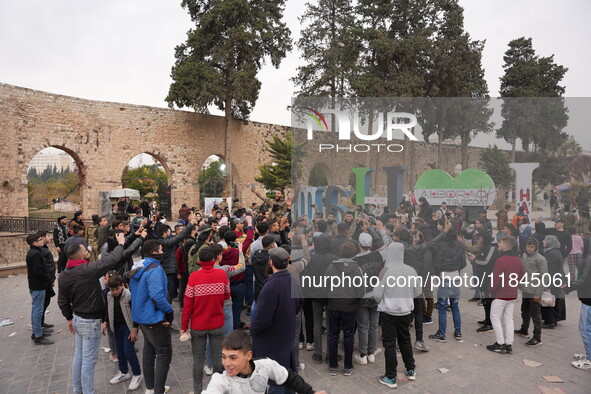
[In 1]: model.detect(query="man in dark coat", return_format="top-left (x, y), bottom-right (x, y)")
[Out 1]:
top-left (26, 233), bottom-right (54, 345)
top-left (251, 247), bottom-right (303, 394)
top-left (302, 234), bottom-right (338, 364)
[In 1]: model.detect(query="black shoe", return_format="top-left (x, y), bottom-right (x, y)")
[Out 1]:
top-left (486, 342), bottom-right (506, 353)
top-left (312, 353), bottom-right (323, 365)
top-left (43, 328), bottom-right (54, 333)
top-left (477, 325), bottom-right (494, 333)
top-left (34, 336), bottom-right (54, 345)
top-left (477, 320), bottom-right (487, 325)
top-left (42, 323), bottom-right (54, 328)
top-left (542, 323), bottom-right (556, 329)
top-left (514, 329), bottom-right (528, 337)
top-left (454, 332), bottom-right (462, 340)
top-left (504, 344), bottom-right (513, 354)
top-left (525, 338), bottom-right (543, 347)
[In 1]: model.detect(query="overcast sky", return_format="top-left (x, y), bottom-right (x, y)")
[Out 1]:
top-left (2, 0), bottom-right (590, 154)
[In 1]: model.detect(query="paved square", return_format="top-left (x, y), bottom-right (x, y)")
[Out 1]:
top-left (0, 273), bottom-right (589, 394)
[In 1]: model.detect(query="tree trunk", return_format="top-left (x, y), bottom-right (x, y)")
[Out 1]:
top-left (461, 136), bottom-right (468, 170)
top-left (511, 130), bottom-right (516, 163)
top-left (223, 96), bottom-right (233, 198)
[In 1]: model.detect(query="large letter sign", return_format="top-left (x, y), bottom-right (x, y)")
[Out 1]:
top-left (509, 163), bottom-right (539, 216)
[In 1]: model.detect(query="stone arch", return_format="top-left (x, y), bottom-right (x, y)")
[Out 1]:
top-left (23, 144), bottom-right (88, 216)
top-left (308, 162), bottom-right (331, 187)
top-left (120, 152), bottom-right (174, 218)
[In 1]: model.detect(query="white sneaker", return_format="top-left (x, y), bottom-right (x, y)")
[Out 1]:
top-left (204, 365), bottom-right (214, 376)
top-left (367, 354), bottom-right (376, 364)
top-left (298, 342), bottom-right (304, 350)
top-left (354, 354), bottom-right (368, 365)
top-left (374, 347), bottom-right (382, 355)
top-left (306, 343), bottom-right (315, 351)
top-left (108, 354), bottom-right (119, 363)
top-left (129, 375), bottom-right (142, 391)
top-left (574, 353), bottom-right (586, 360)
top-left (572, 359), bottom-right (591, 370)
top-left (146, 386), bottom-right (169, 394)
top-left (110, 371), bottom-right (131, 385)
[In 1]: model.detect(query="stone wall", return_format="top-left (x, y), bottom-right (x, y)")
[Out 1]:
top-left (0, 83), bottom-right (492, 218)
top-left (0, 234), bottom-right (58, 267)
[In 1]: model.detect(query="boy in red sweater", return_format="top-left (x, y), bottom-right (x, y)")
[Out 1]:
top-left (181, 246), bottom-right (230, 393)
top-left (487, 235), bottom-right (525, 354)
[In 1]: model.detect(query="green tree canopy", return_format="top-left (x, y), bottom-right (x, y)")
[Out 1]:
top-left (121, 164), bottom-right (168, 198)
top-left (166, 0), bottom-right (292, 196)
top-left (498, 37), bottom-right (569, 160)
top-left (255, 131), bottom-right (306, 191)
top-left (479, 145), bottom-right (512, 190)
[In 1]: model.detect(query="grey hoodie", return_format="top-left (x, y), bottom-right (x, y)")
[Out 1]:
top-left (375, 242), bottom-right (423, 316)
top-left (520, 239), bottom-right (549, 298)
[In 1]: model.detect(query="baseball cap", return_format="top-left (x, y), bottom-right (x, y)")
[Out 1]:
top-left (358, 232), bottom-right (372, 248)
top-left (554, 218), bottom-right (564, 223)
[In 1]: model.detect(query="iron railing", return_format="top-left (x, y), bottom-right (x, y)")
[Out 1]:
top-left (0, 217), bottom-right (92, 234)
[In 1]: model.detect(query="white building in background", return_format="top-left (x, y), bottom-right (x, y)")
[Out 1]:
top-left (29, 151), bottom-right (75, 172)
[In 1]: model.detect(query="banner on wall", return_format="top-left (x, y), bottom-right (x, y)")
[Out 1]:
top-left (414, 169), bottom-right (496, 207)
top-left (509, 162), bottom-right (539, 216)
top-left (204, 197), bottom-right (232, 215)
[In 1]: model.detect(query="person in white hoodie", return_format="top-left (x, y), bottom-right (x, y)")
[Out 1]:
top-left (374, 242), bottom-right (423, 389)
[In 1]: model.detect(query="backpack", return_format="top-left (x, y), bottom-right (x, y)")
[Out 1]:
top-left (187, 244), bottom-right (201, 273)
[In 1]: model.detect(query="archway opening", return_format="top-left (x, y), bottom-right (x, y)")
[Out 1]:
top-left (27, 147), bottom-right (83, 218)
top-left (121, 153), bottom-right (170, 219)
top-left (199, 155), bottom-right (227, 212)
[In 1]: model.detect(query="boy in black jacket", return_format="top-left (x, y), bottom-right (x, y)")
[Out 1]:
top-left (25, 233), bottom-right (53, 345)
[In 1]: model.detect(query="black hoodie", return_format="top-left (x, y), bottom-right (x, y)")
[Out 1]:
top-left (325, 257), bottom-right (365, 312)
top-left (302, 234), bottom-right (338, 302)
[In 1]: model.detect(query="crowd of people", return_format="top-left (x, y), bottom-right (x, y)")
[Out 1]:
top-left (23, 190), bottom-right (591, 393)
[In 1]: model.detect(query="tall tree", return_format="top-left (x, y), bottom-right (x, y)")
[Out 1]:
top-left (167, 0), bottom-right (292, 196)
top-left (498, 37), bottom-right (569, 161)
top-left (422, 0), bottom-right (491, 168)
top-left (292, 0), bottom-right (359, 191)
top-left (479, 145), bottom-right (512, 190)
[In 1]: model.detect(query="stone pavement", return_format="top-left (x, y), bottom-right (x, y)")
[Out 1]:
top-left (0, 273), bottom-right (589, 394)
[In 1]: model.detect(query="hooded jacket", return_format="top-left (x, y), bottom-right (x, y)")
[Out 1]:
top-left (436, 231), bottom-right (467, 274)
top-left (325, 257), bottom-right (365, 312)
top-left (155, 223), bottom-right (195, 275)
top-left (128, 256), bottom-right (173, 325)
top-left (252, 248), bottom-right (270, 301)
top-left (543, 235), bottom-right (566, 291)
top-left (302, 234), bottom-right (338, 302)
top-left (53, 221), bottom-right (69, 247)
top-left (472, 229), bottom-right (499, 291)
top-left (519, 240), bottom-right (549, 298)
top-left (375, 242), bottom-right (422, 316)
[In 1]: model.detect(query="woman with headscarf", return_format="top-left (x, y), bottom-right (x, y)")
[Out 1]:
top-left (541, 235), bottom-right (567, 329)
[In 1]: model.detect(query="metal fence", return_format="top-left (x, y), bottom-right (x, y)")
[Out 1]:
top-left (0, 216), bottom-right (58, 233)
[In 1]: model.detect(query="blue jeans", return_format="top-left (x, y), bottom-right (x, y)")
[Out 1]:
top-left (72, 315), bottom-right (102, 394)
top-left (30, 289), bottom-right (45, 339)
top-left (436, 283), bottom-right (461, 336)
top-left (580, 303), bottom-right (591, 360)
top-left (114, 325), bottom-right (141, 375)
top-left (230, 283), bottom-right (246, 329)
top-left (206, 304), bottom-right (233, 368)
top-left (245, 265), bottom-right (254, 307)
